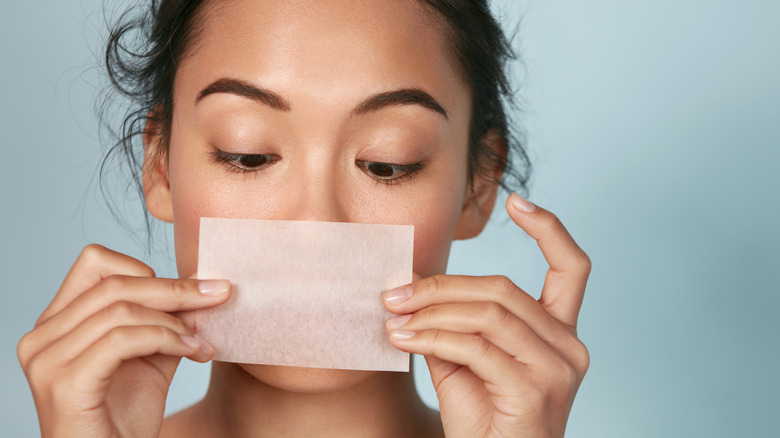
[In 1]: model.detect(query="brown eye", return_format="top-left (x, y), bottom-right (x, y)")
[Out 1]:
top-left (237, 154), bottom-right (269, 168)
top-left (366, 162), bottom-right (396, 178)
top-left (357, 160), bottom-right (425, 185)
top-left (212, 150), bottom-right (279, 173)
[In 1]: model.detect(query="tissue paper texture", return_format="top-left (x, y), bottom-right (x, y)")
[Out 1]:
top-left (195, 218), bottom-right (413, 372)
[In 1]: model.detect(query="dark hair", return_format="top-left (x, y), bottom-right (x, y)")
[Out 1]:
top-left (100, 0), bottom-right (531, 236)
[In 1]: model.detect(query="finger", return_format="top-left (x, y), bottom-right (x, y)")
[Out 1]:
top-left (39, 244), bottom-right (156, 325)
top-left (506, 193), bottom-right (591, 328)
top-left (384, 275), bottom-right (571, 348)
top-left (31, 277), bottom-right (230, 354)
top-left (385, 302), bottom-right (559, 363)
top-left (65, 326), bottom-right (214, 395)
top-left (23, 303), bottom-right (195, 368)
top-left (388, 328), bottom-right (527, 396)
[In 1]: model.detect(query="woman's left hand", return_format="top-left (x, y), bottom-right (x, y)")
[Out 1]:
top-left (384, 193), bottom-right (591, 438)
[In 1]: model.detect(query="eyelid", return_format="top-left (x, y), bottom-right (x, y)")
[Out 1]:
top-left (210, 149), bottom-right (280, 173)
top-left (356, 160), bottom-right (425, 186)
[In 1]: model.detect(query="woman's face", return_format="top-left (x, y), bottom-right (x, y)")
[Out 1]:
top-left (146, 0), bottom-right (495, 391)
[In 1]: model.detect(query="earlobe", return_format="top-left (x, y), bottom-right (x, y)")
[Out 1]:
top-left (453, 129), bottom-right (505, 240)
top-left (142, 112), bottom-right (174, 223)
top-left (452, 174), bottom-right (500, 240)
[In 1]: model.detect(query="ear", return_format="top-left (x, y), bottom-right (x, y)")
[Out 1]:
top-left (453, 128), bottom-right (505, 240)
top-left (142, 111), bottom-right (174, 223)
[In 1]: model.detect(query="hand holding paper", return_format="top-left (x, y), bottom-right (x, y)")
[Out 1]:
top-left (195, 218), bottom-right (413, 372)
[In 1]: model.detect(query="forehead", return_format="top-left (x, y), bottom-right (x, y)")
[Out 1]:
top-left (176, 0), bottom-right (469, 114)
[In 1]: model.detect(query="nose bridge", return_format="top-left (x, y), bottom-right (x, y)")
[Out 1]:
top-left (284, 151), bottom-right (350, 223)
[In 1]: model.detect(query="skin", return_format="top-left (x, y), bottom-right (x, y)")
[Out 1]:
top-left (17, 0), bottom-right (591, 437)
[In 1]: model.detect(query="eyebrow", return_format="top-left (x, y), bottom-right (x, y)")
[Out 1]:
top-left (353, 88), bottom-right (448, 120)
top-left (196, 78), bottom-right (448, 120)
top-left (196, 78), bottom-right (291, 111)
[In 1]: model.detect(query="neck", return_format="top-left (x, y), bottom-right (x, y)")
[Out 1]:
top-left (191, 362), bottom-right (441, 438)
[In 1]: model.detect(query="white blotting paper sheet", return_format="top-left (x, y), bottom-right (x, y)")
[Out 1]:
top-left (195, 218), bottom-right (413, 372)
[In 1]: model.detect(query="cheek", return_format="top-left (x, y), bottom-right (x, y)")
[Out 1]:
top-left (168, 179), bottom-right (206, 278)
top-left (403, 193), bottom-right (462, 277)
top-left (362, 175), bottom-right (467, 277)
top-left (166, 149), bottom-right (250, 278)
top-left (412, 216), bottom-right (457, 276)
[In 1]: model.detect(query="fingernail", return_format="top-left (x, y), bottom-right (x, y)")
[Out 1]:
top-left (198, 279), bottom-right (230, 295)
top-left (383, 285), bottom-right (413, 305)
top-left (390, 329), bottom-right (415, 340)
top-left (180, 335), bottom-right (201, 349)
top-left (386, 314), bottom-right (412, 330)
top-left (509, 192), bottom-right (537, 213)
top-left (195, 334), bottom-right (214, 355)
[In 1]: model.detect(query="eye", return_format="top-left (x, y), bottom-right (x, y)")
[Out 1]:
top-left (366, 162), bottom-right (396, 178)
top-left (237, 155), bottom-right (268, 168)
top-left (357, 160), bottom-right (425, 185)
top-left (211, 150), bottom-right (280, 172)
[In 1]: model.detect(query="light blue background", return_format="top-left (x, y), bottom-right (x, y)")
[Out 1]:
top-left (2, 1), bottom-right (778, 436)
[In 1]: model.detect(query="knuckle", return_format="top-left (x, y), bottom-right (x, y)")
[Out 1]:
top-left (24, 353), bottom-right (49, 382)
top-left (573, 251), bottom-right (592, 278)
top-left (79, 243), bottom-right (107, 265)
top-left (420, 303), bottom-right (441, 321)
top-left (104, 301), bottom-right (136, 321)
top-left (79, 244), bottom-right (156, 277)
top-left (154, 325), bottom-right (178, 342)
top-left (429, 328), bottom-right (443, 345)
top-left (473, 335), bottom-right (492, 357)
top-left (558, 361), bottom-right (578, 387)
top-left (106, 325), bottom-right (174, 347)
top-left (419, 274), bottom-right (445, 297)
top-left (542, 212), bottom-right (563, 233)
top-left (170, 315), bottom-right (190, 335)
top-left (104, 326), bottom-right (131, 346)
top-left (545, 353), bottom-right (578, 390)
top-left (170, 279), bottom-right (191, 298)
top-left (16, 332), bottom-right (36, 368)
top-left (570, 339), bottom-right (590, 376)
top-left (483, 302), bottom-right (510, 325)
top-left (489, 275), bottom-right (516, 297)
top-left (429, 329), bottom-right (451, 357)
top-left (429, 329), bottom-right (445, 356)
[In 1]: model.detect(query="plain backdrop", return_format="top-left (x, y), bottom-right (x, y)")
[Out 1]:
top-left (2, 1), bottom-right (779, 436)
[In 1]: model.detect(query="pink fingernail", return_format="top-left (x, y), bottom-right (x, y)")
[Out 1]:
top-left (198, 279), bottom-right (230, 295)
top-left (390, 329), bottom-right (415, 340)
top-left (509, 193), bottom-right (537, 213)
top-left (180, 335), bottom-right (201, 349)
top-left (383, 285), bottom-right (413, 305)
top-left (386, 314), bottom-right (412, 330)
top-left (195, 334), bottom-right (215, 355)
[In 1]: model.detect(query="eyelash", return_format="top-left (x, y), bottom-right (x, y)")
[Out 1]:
top-left (211, 149), bottom-right (424, 185)
top-left (356, 161), bottom-right (425, 186)
top-left (210, 150), bottom-right (279, 173)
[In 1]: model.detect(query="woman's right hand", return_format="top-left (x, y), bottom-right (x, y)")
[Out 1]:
top-left (17, 244), bottom-right (231, 438)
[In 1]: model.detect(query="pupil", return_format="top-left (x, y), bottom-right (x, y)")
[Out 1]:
top-left (369, 163), bottom-right (394, 177)
top-left (239, 155), bottom-right (266, 167)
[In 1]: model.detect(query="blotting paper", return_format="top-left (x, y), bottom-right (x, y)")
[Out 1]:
top-left (195, 217), bottom-right (413, 372)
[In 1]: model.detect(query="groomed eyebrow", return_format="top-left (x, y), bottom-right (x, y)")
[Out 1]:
top-left (196, 78), bottom-right (448, 120)
top-left (352, 88), bottom-right (448, 120)
top-left (196, 78), bottom-right (291, 111)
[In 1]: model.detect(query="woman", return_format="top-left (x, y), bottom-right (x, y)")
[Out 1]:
top-left (18, 0), bottom-right (591, 436)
